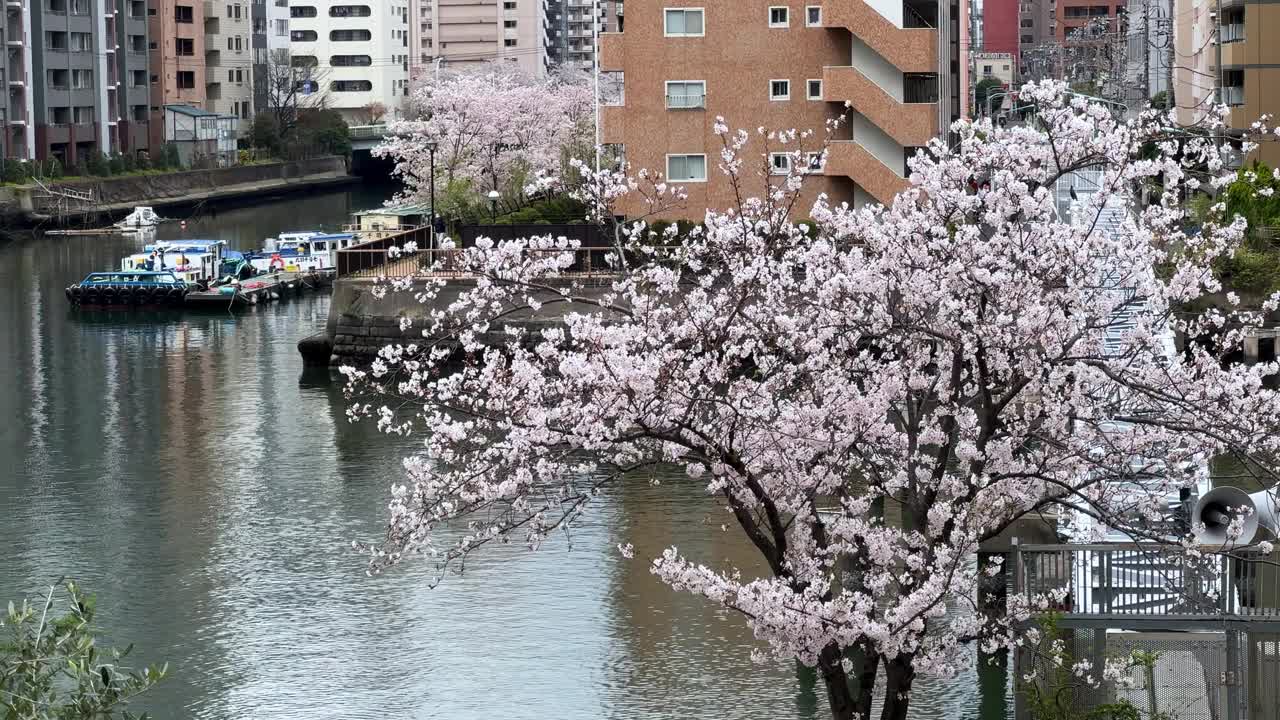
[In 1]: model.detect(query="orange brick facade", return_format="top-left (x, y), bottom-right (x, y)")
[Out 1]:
top-left (601, 1), bottom-right (962, 220)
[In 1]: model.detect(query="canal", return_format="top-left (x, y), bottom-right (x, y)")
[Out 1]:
top-left (0, 186), bottom-right (1008, 719)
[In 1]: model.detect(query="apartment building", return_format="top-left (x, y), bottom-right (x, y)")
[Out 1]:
top-left (974, 51), bottom-right (1016, 87)
top-left (148, 0), bottom-right (207, 149)
top-left (983, 0), bottom-right (1020, 58)
top-left (546, 0), bottom-right (623, 70)
top-left (1055, 0), bottom-right (1124, 40)
top-left (409, 0), bottom-right (548, 79)
top-left (1174, 0), bottom-right (1280, 165)
top-left (1121, 0), bottom-right (1169, 109)
top-left (205, 0), bottom-right (253, 130)
top-left (3, 0), bottom-right (36, 159)
top-left (600, 1), bottom-right (966, 213)
top-left (252, 0), bottom-right (287, 111)
top-left (28, 0), bottom-right (119, 164)
top-left (112, 0), bottom-right (150, 155)
top-left (290, 1), bottom-right (410, 123)
top-left (1017, 0), bottom-right (1054, 68)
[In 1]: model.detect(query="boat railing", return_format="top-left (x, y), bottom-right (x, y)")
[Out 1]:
top-left (1014, 542), bottom-right (1280, 621)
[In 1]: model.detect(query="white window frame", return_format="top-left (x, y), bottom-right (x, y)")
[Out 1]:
top-left (804, 151), bottom-right (824, 173)
top-left (664, 7), bottom-right (706, 37)
top-left (807, 78), bottom-right (823, 100)
top-left (666, 153), bottom-right (708, 182)
top-left (769, 78), bottom-right (790, 101)
top-left (665, 80), bottom-right (707, 109)
top-left (806, 5), bottom-right (823, 26)
top-left (770, 153), bottom-right (792, 175)
top-left (768, 5), bottom-right (789, 27)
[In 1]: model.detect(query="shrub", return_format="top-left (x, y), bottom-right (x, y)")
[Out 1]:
top-left (108, 152), bottom-right (127, 175)
top-left (1, 581), bottom-right (167, 719)
top-left (46, 159), bottom-right (64, 179)
top-left (86, 153), bottom-right (110, 177)
top-left (122, 153), bottom-right (137, 173)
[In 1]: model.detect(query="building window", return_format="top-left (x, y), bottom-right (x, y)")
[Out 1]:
top-left (331, 29), bottom-right (372, 41)
top-left (290, 5), bottom-right (316, 17)
top-left (666, 154), bottom-right (707, 182)
top-left (982, 64), bottom-right (992, 74)
top-left (806, 5), bottom-right (822, 26)
top-left (331, 80), bottom-right (374, 92)
top-left (176, 38), bottom-right (194, 55)
top-left (1020, 34), bottom-right (1033, 43)
top-left (503, 19), bottom-right (516, 27)
top-left (504, 38), bottom-right (517, 46)
top-left (768, 6), bottom-right (789, 27)
top-left (805, 151), bottom-right (823, 173)
top-left (666, 80), bottom-right (706, 108)
top-left (291, 30), bottom-right (318, 41)
top-left (1020, 18), bottom-right (1033, 26)
top-left (770, 79), bottom-right (790, 101)
top-left (770, 153), bottom-right (792, 174)
top-left (504, 0), bottom-right (516, 7)
top-left (174, 4), bottom-right (193, 23)
top-left (177, 71), bottom-right (195, 89)
top-left (664, 8), bottom-right (704, 36)
top-left (330, 5), bottom-right (371, 17)
top-left (807, 79), bottom-right (822, 100)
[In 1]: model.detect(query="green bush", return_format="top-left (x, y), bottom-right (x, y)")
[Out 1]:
top-left (109, 152), bottom-right (127, 175)
top-left (122, 153), bottom-right (137, 173)
top-left (86, 153), bottom-right (110, 177)
top-left (1, 581), bottom-right (167, 719)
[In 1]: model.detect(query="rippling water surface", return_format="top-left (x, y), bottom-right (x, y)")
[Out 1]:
top-left (0, 188), bottom-right (1007, 719)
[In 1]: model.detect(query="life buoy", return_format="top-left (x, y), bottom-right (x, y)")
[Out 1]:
top-left (269, 254), bottom-right (285, 272)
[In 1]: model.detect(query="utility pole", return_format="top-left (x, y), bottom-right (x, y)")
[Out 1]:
top-left (1143, 0), bottom-right (1151, 103)
top-left (1214, 0), bottom-right (1223, 107)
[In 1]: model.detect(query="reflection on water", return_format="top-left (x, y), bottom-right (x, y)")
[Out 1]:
top-left (0, 186), bottom-right (1006, 719)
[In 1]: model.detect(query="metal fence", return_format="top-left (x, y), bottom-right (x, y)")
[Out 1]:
top-left (1016, 543), bottom-right (1280, 618)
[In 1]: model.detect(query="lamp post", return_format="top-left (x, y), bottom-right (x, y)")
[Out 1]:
top-left (425, 139), bottom-right (437, 246)
top-left (487, 189), bottom-right (499, 223)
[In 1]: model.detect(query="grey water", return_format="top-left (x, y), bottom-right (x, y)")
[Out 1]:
top-left (0, 185), bottom-right (1007, 719)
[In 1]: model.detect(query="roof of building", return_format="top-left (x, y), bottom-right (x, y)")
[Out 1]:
top-left (164, 104), bottom-right (220, 118)
top-left (356, 204), bottom-right (433, 218)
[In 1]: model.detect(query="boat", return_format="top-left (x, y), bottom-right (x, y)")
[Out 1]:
top-left (120, 240), bottom-right (228, 286)
top-left (114, 206), bottom-right (164, 229)
top-left (65, 271), bottom-right (189, 307)
top-left (245, 232), bottom-right (358, 275)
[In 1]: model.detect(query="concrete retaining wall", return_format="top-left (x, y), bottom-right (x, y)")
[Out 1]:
top-left (326, 277), bottom-right (618, 365)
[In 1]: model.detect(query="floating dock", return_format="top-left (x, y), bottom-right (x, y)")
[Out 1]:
top-left (184, 270), bottom-right (334, 309)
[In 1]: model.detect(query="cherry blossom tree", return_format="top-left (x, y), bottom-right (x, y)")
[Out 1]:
top-left (375, 64), bottom-right (594, 214)
top-left (346, 83), bottom-right (1280, 719)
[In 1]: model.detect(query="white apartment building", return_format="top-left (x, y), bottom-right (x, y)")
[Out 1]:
top-left (289, 1), bottom-right (410, 124)
top-left (207, 0), bottom-right (255, 133)
top-left (2, 0), bottom-right (36, 159)
top-left (409, 0), bottom-right (549, 81)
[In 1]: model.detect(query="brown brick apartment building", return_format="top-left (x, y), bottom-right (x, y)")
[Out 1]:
top-left (148, 0), bottom-right (207, 150)
top-left (600, 1), bottom-right (967, 215)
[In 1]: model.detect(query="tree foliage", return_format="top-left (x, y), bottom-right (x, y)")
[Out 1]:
top-left (375, 63), bottom-right (594, 216)
top-left (346, 84), bottom-right (1280, 719)
top-left (1, 582), bottom-right (166, 720)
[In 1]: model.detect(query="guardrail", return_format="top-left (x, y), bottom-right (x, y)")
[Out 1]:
top-left (1016, 543), bottom-right (1280, 619)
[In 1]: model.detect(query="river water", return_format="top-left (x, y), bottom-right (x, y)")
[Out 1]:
top-left (0, 186), bottom-right (1008, 719)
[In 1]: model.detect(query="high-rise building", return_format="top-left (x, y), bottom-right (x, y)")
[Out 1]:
top-left (1055, 0), bottom-right (1124, 40)
top-left (253, 0), bottom-right (288, 113)
top-left (289, 1), bottom-right (410, 124)
top-left (148, 0), bottom-right (207, 149)
top-left (2, 0), bottom-right (36, 159)
top-left (1121, 0), bottom-right (1170, 110)
top-left (408, 0), bottom-right (549, 80)
top-left (1174, 0), bottom-right (1280, 165)
top-left (601, 1), bottom-right (967, 212)
top-left (204, 0), bottom-right (253, 132)
top-left (545, 0), bottom-right (623, 70)
top-left (111, 0), bottom-right (152, 157)
top-left (983, 0), bottom-right (1020, 58)
top-left (24, 0), bottom-right (123, 164)
top-left (1016, 0), bottom-right (1055, 71)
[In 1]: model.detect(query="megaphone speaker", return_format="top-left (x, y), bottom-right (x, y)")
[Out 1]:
top-left (1192, 486), bottom-right (1280, 546)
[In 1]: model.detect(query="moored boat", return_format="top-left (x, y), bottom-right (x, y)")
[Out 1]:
top-left (65, 271), bottom-right (189, 307)
top-left (113, 206), bottom-right (164, 229)
top-left (245, 232), bottom-right (357, 275)
top-left (121, 240), bottom-right (228, 286)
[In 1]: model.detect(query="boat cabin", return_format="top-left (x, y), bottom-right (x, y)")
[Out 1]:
top-left (121, 240), bottom-right (226, 286)
top-left (248, 232), bottom-right (357, 274)
top-left (349, 205), bottom-right (431, 240)
top-left (80, 271), bottom-right (183, 286)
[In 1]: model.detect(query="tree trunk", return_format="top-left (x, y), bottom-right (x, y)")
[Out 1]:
top-left (854, 649), bottom-right (880, 720)
top-left (879, 655), bottom-right (916, 720)
top-left (817, 641), bottom-right (857, 720)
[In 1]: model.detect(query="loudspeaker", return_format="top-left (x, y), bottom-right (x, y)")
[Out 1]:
top-left (1192, 486), bottom-right (1280, 546)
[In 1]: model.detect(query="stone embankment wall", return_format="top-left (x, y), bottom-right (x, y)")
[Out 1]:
top-left (0, 156), bottom-right (350, 222)
top-left (324, 277), bottom-right (618, 366)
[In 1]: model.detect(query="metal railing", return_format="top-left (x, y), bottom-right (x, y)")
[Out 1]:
top-left (1016, 543), bottom-right (1280, 618)
top-left (666, 93), bottom-right (705, 109)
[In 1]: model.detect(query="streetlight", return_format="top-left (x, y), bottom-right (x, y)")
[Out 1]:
top-left (487, 189), bottom-right (500, 223)
top-left (425, 139), bottom-right (437, 247)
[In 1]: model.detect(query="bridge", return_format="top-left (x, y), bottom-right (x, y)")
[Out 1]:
top-left (348, 124), bottom-right (389, 152)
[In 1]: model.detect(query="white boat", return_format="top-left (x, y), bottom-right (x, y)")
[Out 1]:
top-left (114, 206), bottom-right (164, 229)
top-left (246, 232), bottom-right (358, 275)
top-left (120, 240), bottom-right (227, 286)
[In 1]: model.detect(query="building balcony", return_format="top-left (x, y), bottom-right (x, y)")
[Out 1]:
top-left (824, 139), bottom-right (908, 206)
top-left (1217, 37), bottom-right (1244, 68)
top-left (823, 66), bottom-right (937, 147)
top-left (4, 0), bottom-right (22, 9)
top-left (825, 0), bottom-right (937, 74)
